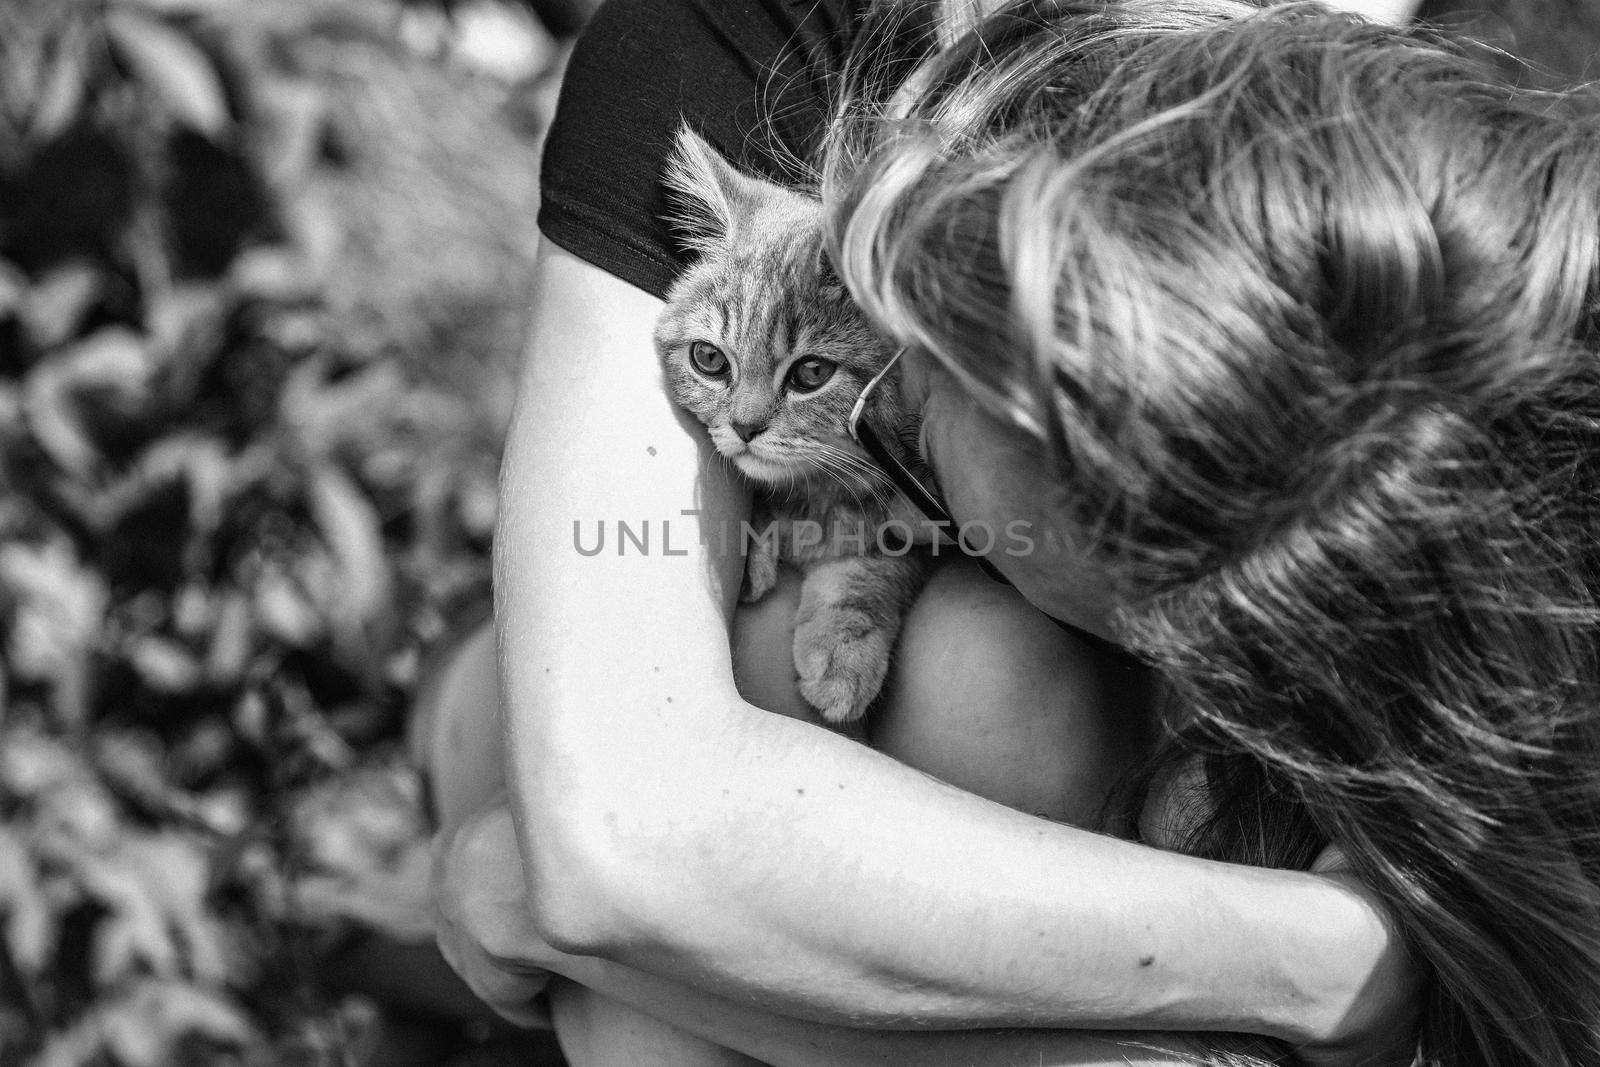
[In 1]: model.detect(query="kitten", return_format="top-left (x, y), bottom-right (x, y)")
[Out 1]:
top-left (654, 126), bottom-right (932, 724)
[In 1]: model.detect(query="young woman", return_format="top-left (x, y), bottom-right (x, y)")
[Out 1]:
top-left (431, 1), bottom-right (1600, 1064)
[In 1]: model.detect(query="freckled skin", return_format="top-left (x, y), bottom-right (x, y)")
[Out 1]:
top-left (654, 126), bottom-right (931, 723)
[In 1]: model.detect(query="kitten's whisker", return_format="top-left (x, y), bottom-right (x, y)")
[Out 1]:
top-left (806, 448), bottom-right (865, 491)
top-left (809, 454), bottom-right (859, 499)
top-left (808, 454), bottom-right (875, 510)
top-left (813, 450), bottom-right (897, 515)
top-left (814, 443), bottom-right (898, 509)
top-left (813, 441), bottom-right (884, 483)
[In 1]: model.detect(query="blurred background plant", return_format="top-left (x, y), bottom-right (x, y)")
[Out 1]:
top-left (0, 0), bottom-right (1594, 1064)
top-left (0, 0), bottom-right (582, 1062)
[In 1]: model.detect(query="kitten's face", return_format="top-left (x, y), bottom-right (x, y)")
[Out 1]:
top-left (654, 130), bottom-right (904, 495)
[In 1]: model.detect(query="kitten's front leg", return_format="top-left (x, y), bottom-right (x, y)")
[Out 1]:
top-left (793, 553), bottom-right (929, 723)
top-left (741, 497), bottom-right (781, 603)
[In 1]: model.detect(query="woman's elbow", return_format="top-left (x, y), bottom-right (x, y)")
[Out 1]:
top-left (515, 754), bottom-right (713, 962)
top-left (512, 785), bottom-right (647, 958)
top-left (501, 587), bottom-right (802, 958)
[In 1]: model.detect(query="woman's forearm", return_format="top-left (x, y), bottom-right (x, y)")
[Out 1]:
top-left (440, 804), bottom-right (1227, 1066)
top-left (494, 244), bottom-right (1403, 1049)
top-left (547, 963), bottom-right (1221, 1067)
top-left (540, 725), bottom-right (1393, 1045)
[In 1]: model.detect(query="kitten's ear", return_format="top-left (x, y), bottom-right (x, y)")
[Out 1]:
top-left (665, 124), bottom-right (767, 253)
top-left (815, 247), bottom-right (849, 302)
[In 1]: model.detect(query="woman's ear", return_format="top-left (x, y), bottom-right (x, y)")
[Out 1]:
top-left (664, 124), bottom-right (766, 253)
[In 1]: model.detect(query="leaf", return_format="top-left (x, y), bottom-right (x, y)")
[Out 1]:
top-left (227, 245), bottom-right (314, 303)
top-left (230, 690), bottom-right (268, 745)
top-left (308, 464), bottom-right (392, 644)
top-left (0, 726), bottom-right (84, 798)
top-left (457, 467), bottom-right (499, 538)
top-left (192, 788), bottom-right (247, 837)
top-left (0, 540), bottom-right (107, 720)
top-left (93, 731), bottom-right (171, 813)
top-left (171, 719), bottom-right (236, 782)
top-left (290, 764), bottom-right (426, 874)
top-left (19, 261), bottom-right (100, 351)
top-left (73, 852), bottom-right (182, 977)
top-left (94, 434), bottom-right (234, 540)
top-left (280, 191), bottom-right (341, 281)
top-left (29, 22), bottom-right (88, 144)
top-left (248, 76), bottom-right (327, 191)
top-left (60, 327), bottom-right (152, 402)
top-left (0, 260), bottom-right (26, 320)
top-left (0, 383), bottom-right (21, 444)
top-left (277, 679), bottom-right (353, 771)
top-left (0, 825), bottom-right (56, 976)
top-left (122, 834), bottom-right (232, 984)
top-left (169, 582), bottom-right (213, 638)
top-left (29, 1017), bottom-right (103, 1067)
top-left (36, 780), bottom-right (121, 856)
top-left (287, 764), bottom-right (433, 940)
top-left (126, 634), bottom-right (202, 694)
top-left (172, 436), bottom-right (230, 536)
top-left (22, 328), bottom-right (152, 478)
top-left (279, 361), bottom-right (457, 462)
top-left (22, 363), bottom-right (96, 478)
top-left (449, 1), bottom-right (558, 84)
top-left (203, 590), bottom-right (252, 685)
top-left (143, 284), bottom-right (227, 382)
top-left (252, 565), bottom-right (321, 647)
top-left (290, 841), bottom-right (434, 942)
top-left (91, 912), bottom-right (143, 987)
top-left (0, 2), bottom-right (92, 154)
top-left (104, 980), bottom-right (254, 1063)
top-left (106, 10), bottom-right (230, 140)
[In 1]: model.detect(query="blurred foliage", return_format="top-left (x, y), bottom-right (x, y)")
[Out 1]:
top-left (0, 0), bottom-right (559, 1062)
top-left (8, 0), bottom-right (1586, 1063)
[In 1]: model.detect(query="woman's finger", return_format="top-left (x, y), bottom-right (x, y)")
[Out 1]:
top-left (432, 804), bottom-right (557, 1025)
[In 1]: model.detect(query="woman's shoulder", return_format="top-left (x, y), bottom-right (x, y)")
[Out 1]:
top-left (539, 0), bottom-right (862, 299)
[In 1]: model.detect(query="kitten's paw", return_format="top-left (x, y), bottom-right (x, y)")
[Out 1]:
top-left (793, 616), bottom-right (892, 724)
top-left (742, 547), bottom-right (779, 603)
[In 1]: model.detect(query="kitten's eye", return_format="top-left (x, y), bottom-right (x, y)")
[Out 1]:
top-left (787, 358), bottom-right (836, 393)
top-left (689, 341), bottom-right (730, 378)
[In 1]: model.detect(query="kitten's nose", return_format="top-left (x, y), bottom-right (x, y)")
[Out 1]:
top-left (731, 419), bottom-right (765, 443)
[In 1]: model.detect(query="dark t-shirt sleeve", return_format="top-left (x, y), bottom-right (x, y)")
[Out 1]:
top-left (538, 0), bottom-right (857, 299)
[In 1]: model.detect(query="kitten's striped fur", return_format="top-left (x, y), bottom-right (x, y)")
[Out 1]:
top-left (655, 126), bottom-right (930, 723)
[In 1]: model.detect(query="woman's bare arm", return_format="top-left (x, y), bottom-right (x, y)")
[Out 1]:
top-left (443, 806), bottom-right (1217, 1067)
top-left (485, 239), bottom-right (1410, 1049)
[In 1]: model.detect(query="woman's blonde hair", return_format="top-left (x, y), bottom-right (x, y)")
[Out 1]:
top-left (824, 3), bottom-right (1600, 1064)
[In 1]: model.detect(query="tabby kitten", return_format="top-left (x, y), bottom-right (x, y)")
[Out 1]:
top-left (654, 126), bottom-right (931, 723)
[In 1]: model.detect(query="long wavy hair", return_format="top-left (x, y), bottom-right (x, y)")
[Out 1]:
top-left (821, 3), bottom-right (1600, 1064)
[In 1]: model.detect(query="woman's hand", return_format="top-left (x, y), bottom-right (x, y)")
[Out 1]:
top-left (431, 803), bottom-right (554, 1029)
